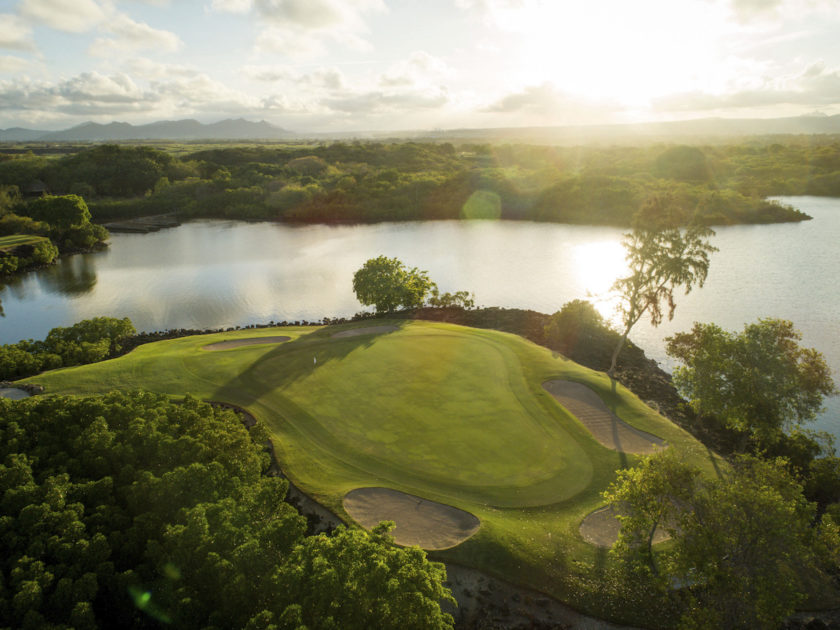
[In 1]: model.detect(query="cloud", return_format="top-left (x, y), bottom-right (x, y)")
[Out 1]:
top-left (0, 70), bottom-right (258, 120)
top-left (249, 0), bottom-right (385, 58)
top-left (482, 83), bottom-right (579, 114)
top-left (89, 14), bottom-right (182, 56)
top-left (323, 88), bottom-right (448, 114)
top-left (247, 64), bottom-right (345, 89)
top-left (19, 0), bottom-right (108, 33)
top-left (379, 51), bottom-right (453, 88)
top-left (0, 13), bottom-right (37, 51)
top-left (653, 62), bottom-right (840, 112)
top-left (209, 0), bottom-right (252, 12)
top-left (126, 57), bottom-right (198, 80)
top-left (0, 55), bottom-right (30, 73)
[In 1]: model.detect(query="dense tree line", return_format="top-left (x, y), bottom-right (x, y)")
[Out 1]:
top-left (0, 189), bottom-right (108, 278)
top-left (4, 140), bottom-right (839, 227)
top-left (0, 392), bottom-right (454, 629)
top-left (0, 317), bottom-right (136, 380)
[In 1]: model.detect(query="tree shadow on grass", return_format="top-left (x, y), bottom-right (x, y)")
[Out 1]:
top-left (210, 321), bottom-right (408, 410)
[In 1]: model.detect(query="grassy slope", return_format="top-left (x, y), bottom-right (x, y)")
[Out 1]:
top-left (31, 320), bottom-right (722, 615)
top-left (0, 234), bottom-right (50, 252)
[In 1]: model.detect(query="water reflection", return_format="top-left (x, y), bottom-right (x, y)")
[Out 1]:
top-left (39, 253), bottom-right (98, 296)
top-left (0, 198), bottom-right (836, 437)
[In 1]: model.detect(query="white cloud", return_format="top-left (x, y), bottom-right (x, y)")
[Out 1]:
top-left (126, 57), bottom-right (198, 80)
top-left (323, 87), bottom-right (448, 114)
top-left (0, 55), bottom-right (30, 73)
top-left (653, 61), bottom-right (840, 112)
top-left (89, 14), bottom-right (182, 56)
top-left (246, 64), bottom-right (345, 89)
top-left (209, 0), bottom-right (252, 12)
top-left (251, 0), bottom-right (385, 58)
top-left (380, 51), bottom-right (453, 88)
top-left (19, 0), bottom-right (108, 33)
top-left (0, 13), bottom-right (37, 51)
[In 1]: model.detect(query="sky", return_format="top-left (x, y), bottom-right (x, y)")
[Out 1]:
top-left (1, 0), bottom-right (839, 132)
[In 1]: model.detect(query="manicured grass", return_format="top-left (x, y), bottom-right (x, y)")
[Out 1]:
top-left (0, 234), bottom-right (50, 252)
top-left (30, 320), bottom-right (722, 617)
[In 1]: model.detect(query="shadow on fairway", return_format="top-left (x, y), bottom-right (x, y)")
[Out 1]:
top-left (211, 321), bottom-right (408, 408)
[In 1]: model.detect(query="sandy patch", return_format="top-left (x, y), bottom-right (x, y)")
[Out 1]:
top-left (330, 325), bottom-right (400, 338)
top-left (543, 380), bottom-right (665, 454)
top-left (343, 487), bottom-right (480, 550)
top-left (579, 505), bottom-right (671, 548)
top-left (202, 336), bottom-right (290, 351)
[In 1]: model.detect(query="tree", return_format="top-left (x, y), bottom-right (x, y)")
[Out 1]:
top-left (665, 318), bottom-right (837, 448)
top-left (606, 452), bottom-right (840, 630)
top-left (352, 255), bottom-right (436, 313)
top-left (608, 196), bottom-right (717, 376)
top-left (603, 449), bottom-right (698, 576)
top-left (275, 523), bottom-right (455, 630)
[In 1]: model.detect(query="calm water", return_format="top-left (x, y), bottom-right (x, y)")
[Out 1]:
top-left (1, 196), bottom-right (838, 436)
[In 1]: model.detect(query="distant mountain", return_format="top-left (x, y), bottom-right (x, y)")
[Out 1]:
top-left (3, 113), bottom-right (840, 144)
top-left (0, 127), bottom-right (50, 142)
top-left (0, 118), bottom-right (294, 142)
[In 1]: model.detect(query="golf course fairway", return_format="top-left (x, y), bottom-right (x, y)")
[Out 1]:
top-left (29, 320), bottom-right (721, 605)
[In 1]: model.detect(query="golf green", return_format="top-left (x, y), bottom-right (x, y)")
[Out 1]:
top-left (29, 320), bottom-right (720, 604)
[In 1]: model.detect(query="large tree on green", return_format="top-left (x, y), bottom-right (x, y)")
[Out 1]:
top-left (666, 318), bottom-right (837, 448)
top-left (606, 452), bottom-right (840, 630)
top-left (608, 196), bottom-right (716, 376)
top-left (352, 255), bottom-right (436, 313)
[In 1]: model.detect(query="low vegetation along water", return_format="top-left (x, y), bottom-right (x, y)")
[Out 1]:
top-left (1, 195), bottom-right (838, 436)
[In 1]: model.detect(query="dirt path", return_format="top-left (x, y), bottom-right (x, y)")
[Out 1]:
top-left (343, 487), bottom-right (480, 550)
top-left (202, 336), bottom-right (291, 350)
top-left (543, 380), bottom-right (665, 454)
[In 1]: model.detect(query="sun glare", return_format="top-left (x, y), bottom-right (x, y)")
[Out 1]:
top-left (571, 240), bottom-right (627, 322)
top-left (501, 1), bottom-right (730, 106)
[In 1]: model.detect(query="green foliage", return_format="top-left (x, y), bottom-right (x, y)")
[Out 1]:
top-left (606, 452), bottom-right (840, 629)
top-left (352, 256), bottom-right (437, 313)
top-left (0, 316), bottom-right (135, 379)
top-left (666, 318), bottom-right (837, 448)
top-left (544, 299), bottom-right (614, 357)
top-left (17, 195), bottom-right (108, 252)
top-left (427, 288), bottom-right (475, 309)
top-left (603, 449), bottom-right (698, 575)
top-left (609, 196), bottom-right (717, 374)
top-left (3, 140), bottom-right (824, 227)
top-left (275, 523), bottom-right (454, 630)
top-left (0, 392), bottom-right (455, 630)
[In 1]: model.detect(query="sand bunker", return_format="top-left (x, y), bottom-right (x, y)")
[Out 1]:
top-left (331, 325), bottom-right (400, 338)
top-left (579, 505), bottom-right (671, 548)
top-left (542, 380), bottom-right (665, 454)
top-left (202, 336), bottom-right (290, 351)
top-left (343, 487), bottom-right (480, 550)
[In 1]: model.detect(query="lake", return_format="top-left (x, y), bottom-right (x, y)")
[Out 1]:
top-left (1, 196), bottom-right (838, 437)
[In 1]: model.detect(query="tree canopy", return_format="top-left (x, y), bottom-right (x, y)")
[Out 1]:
top-left (608, 196), bottom-right (717, 375)
top-left (0, 392), bottom-right (455, 630)
top-left (606, 452), bottom-right (840, 630)
top-left (666, 318), bottom-right (837, 448)
top-left (352, 256), bottom-right (437, 313)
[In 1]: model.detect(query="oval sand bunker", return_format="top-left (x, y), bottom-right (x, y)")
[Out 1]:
top-left (543, 380), bottom-right (665, 454)
top-left (343, 487), bottom-right (480, 550)
top-left (330, 325), bottom-right (400, 338)
top-left (580, 505), bottom-right (671, 548)
top-left (202, 336), bottom-right (291, 351)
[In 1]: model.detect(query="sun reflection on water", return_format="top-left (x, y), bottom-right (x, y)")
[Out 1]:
top-left (570, 241), bottom-right (628, 325)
